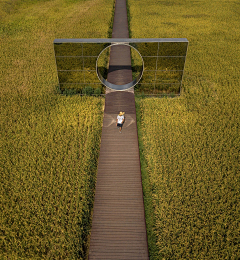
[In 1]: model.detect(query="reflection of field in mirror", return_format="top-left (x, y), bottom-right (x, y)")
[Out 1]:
top-left (54, 40), bottom-right (187, 95)
top-left (97, 46), bottom-right (111, 82)
top-left (54, 42), bottom-right (106, 94)
top-left (130, 46), bottom-right (143, 81)
top-left (133, 41), bottom-right (188, 95)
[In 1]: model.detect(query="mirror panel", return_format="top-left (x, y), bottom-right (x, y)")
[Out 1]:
top-left (131, 42), bottom-right (159, 56)
top-left (56, 57), bottom-right (83, 71)
top-left (135, 83), bottom-right (154, 95)
top-left (58, 71), bottom-right (85, 83)
top-left (54, 43), bottom-right (82, 56)
top-left (158, 42), bottom-right (188, 56)
top-left (82, 43), bottom-right (108, 56)
top-left (157, 57), bottom-right (185, 71)
top-left (54, 39), bottom-right (188, 95)
top-left (154, 83), bottom-right (181, 94)
top-left (84, 71), bottom-right (100, 83)
top-left (83, 57), bottom-right (97, 70)
top-left (143, 57), bottom-right (157, 71)
top-left (140, 71), bottom-right (155, 84)
top-left (155, 70), bottom-right (182, 83)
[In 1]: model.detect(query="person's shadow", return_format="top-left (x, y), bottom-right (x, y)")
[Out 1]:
top-left (123, 115), bottom-right (135, 128)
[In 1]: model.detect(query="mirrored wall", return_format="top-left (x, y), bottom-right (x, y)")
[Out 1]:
top-left (54, 39), bottom-right (188, 95)
top-left (54, 42), bottom-right (108, 94)
top-left (130, 41), bottom-right (188, 95)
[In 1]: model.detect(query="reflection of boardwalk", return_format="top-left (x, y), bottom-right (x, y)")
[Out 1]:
top-left (107, 45), bottom-right (132, 85)
top-left (88, 0), bottom-right (149, 259)
top-left (107, 0), bottom-right (132, 86)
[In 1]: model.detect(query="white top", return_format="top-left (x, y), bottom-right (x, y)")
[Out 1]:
top-left (117, 115), bottom-right (124, 124)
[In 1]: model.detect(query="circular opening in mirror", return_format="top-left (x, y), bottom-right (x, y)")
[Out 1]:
top-left (96, 43), bottom-right (144, 91)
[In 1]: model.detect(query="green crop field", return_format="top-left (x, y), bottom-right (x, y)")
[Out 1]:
top-left (0, 0), bottom-right (114, 258)
top-left (128, 0), bottom-right (240, 259)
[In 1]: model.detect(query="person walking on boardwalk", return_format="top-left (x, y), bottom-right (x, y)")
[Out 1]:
top-left (116, 111), bottom-right (125, 133)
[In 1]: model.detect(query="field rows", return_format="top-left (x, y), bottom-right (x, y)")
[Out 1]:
top-left (130, 0), bottom-right (240, 258)
top-left (1, 94), bottom-right (104, 258)
top-left (0, 0), bottom-right (113, 258)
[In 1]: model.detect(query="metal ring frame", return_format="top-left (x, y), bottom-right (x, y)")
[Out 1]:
top-left (96, 43), bottom-right (144, 91)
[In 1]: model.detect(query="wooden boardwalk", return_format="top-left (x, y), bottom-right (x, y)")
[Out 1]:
top-left (88, 0), bottom-right (149, 259)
